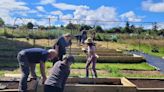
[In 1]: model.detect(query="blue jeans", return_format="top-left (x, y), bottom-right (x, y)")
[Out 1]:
top-left (17, 51), bottom-right (29, 92)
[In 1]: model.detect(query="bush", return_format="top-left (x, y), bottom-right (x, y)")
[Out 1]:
top-left (2, 29), bottom-right (66, 39)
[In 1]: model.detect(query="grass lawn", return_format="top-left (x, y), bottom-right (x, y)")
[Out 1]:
top-left (0, 62), bottom-right (158, 78)
top-left (34, 62), bottom-right (164, 78)
top-left (97, 41), bottom-right (164, 58)
top-left (0, 38), bottom-right (163, 78)
top-left (128, 44), bottom-right (164, 58)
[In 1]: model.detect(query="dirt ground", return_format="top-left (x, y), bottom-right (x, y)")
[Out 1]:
top-left (70, 69), bottom-right (164, 77)
top-left (70, 69), bottom-right (109, 77)
top-left (121, 70), bottom-right (164, 76)
top-left (0, 78), bottom-right (37, 90)
top-left (129, 79), bottom-right (164, 88)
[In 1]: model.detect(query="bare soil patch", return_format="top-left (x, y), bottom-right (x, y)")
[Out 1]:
top-left (0, 77), bottom-right (37, 90)
top-left (121, 70), bottom-right (164, 76)
top-left (129, 79), bottom-right (164, 88)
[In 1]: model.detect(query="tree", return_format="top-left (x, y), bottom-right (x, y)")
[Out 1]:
top-left (27, 22), bottom-right (34, 29)
top-left (80, 25), bottom-right (92, 31)
top-left (152, 22), bottom-right (158, 33)
top-left (95, 26), bottom-right (104, 33)
top-left (66, 22), bottom-right (77, 30)
top-left (0, 18), bottom-right (4, 27)
top-left (125, 21), bottom-right (131, 33)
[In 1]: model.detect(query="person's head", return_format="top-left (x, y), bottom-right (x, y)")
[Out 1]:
top-left (62, 55), bottom-right (74, 66)
top-left (48, 49), bottom-right (58, 60)
top-left (85, 37), bottom-right (94, 46)
top-left (63, 33), bottom-right (72, 41)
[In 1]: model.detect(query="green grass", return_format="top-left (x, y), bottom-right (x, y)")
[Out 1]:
top-left (71, 62), bottom-right (155, 70)
top-left (0, 61), bottom-right (163, 78)
top-left (33, 62), bottom-right (157, 77)
top-left (129, 44), bottom-right (164, 58)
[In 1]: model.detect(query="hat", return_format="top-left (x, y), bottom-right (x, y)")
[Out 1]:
top-left (63, 55), bottom-right (75, 63)
top-left (85, 37), bottom-right (93, 44)
top-left (63, 33), bottom-right (72, 37)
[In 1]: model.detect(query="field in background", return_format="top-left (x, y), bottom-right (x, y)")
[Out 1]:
top-left (0, 28), bottom-right (163, 78)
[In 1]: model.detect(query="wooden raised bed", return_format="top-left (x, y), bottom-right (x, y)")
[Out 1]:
top-left (67, 49), bottom-right (122, 53)
top-left (127, 78), bottom-right (164, 92)
top-left (37, 77), bottom-right (136, 92)
top-left (74, 55), bottom-right (145, 63)
top-left (67, 52), bottom-right (133, 56)
top-left (0, 77), bottom-right (38, 92)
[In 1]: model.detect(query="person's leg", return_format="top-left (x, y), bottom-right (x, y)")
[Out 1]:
top-left (29, 63), bottom-right (37, 79)
top-left (85, 57), bottom-right (92, 78)
top-left (17, 53), bottom-right (30, 92)
top-left (91, 56), bottom-right (97, 78)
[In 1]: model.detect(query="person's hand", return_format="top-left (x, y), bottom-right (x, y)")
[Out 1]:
top-left (41, 76), bottom-right (47, 84)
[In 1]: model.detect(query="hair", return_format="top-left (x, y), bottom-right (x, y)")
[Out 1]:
top-left (48, 49), bottom-right (57, 55)
top-left (63, 55), bottom-right (74, 63)
top-left (63, 33), bottom-right (71, 37)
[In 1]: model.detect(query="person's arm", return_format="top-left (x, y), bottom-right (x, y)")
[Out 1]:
top-left (55, 45), bottom-right (59, 52)
top-left (40, 61), bottom-right (47, 84)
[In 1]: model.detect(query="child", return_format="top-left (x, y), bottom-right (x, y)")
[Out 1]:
top-left (84, 37), bottom-right (98, 78)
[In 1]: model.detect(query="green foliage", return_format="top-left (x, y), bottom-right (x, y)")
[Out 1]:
top-left (80, 25), bottom-right (92, 31)
top-left (2, 29), bottom-right (65, 39)
top-left (0, 18), bottom-right (4, 26)
top-left (27, 22), bottom-right (33, 29)
top-left (66, 23), bottom-right (77, 30)
top-left (95, 26), bottom-right (104, 33)
top-left (71, 62), bottom-right (155, 70)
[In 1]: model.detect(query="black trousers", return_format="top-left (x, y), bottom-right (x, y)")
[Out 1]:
top-left (44, 85), bottom-right (62, 92)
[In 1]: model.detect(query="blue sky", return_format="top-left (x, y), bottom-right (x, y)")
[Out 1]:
top-left (0, 0), bottom-right (164, 29)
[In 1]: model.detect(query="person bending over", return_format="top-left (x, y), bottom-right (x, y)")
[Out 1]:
top-left (44, 55), bottom-right (74, 92)
top-left (17, 48), bottom-right (57, 92)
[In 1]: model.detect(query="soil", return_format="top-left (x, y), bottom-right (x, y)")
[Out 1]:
top-left (0, 77), bottom-right (37, 90)
top-left (121, 70), bottom-right (164, 76)
top-left (77, 81), bottom-right (122, 85)
top-left (129, 79), bottom-right (164, 88)
top-left (70, 69), bottom-right (109, 77)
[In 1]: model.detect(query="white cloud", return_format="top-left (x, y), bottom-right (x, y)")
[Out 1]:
top-left (36, 6), bottom-right (46, 12)
top-left (0, 0), bottom-right (29, 11)
top-left (52, 3), bottom-right (89, 10)
top-left (72, 6), bottom-right (118, 29)
top-left (51, 11), bottom-right (63, 15)
top-left (0, 0), bottom-right (30, 24)
top-left (120, 11), bottom-right (143, 22)
top-left (52, 4), bottom-right (118, 28)
top-left (60, 14), bottom-right (73, 24)
top-left (40, 0), bottom-right (55, 5)
top-left (142, 0), bottom-right (164, 12)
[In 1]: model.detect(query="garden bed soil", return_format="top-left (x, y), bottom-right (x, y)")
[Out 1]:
top-left (0, 77), bottom-right (37, 90)
top-left (67, 78), bottom-right (122, 85)
top-left (128, 78), bottom-right (164, 88)
top-left (121, 70), bottom-right (164, 76)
